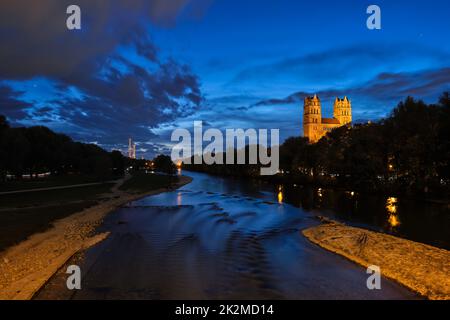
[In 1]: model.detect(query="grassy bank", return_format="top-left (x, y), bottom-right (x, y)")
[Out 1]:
top-left (0, 183), bottom-right (115, 251)
top-left (0, 172), bottom-right (180, 252)
top-left (119, 172), bottom-right (178, 193)
top-left (0, 174), bottom-right (119, 193)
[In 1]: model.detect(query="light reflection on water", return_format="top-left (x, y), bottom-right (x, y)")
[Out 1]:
top-left (386, 197), bottom-right (401, 229)
top-left (174, 171), bottom-right (447, 249)
top-left (277, 185), bottom-right (283, 204)
top-left (177, 191), bottom-right (183, 206)
top-left (388, 214), bottom-right (401, 229)
top-left (386, 197), bottom-right (398, 214)
top-left (279, 183), bottom-right (449, 249)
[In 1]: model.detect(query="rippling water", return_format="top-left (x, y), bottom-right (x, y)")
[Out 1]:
top-left (36, 171), bottom-right (419, 299)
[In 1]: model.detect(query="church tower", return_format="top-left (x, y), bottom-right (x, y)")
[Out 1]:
top-left (303, 94), bottom-right (322, 142)
top-left (333, 96), bottom-right (352, 125)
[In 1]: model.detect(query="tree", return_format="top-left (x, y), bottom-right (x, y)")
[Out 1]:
top-left (110, 150), bottom-right (125, 175)
top-left (3, 128), bottom-right (30, 178)
top-left (153, 154), bottom-right (176, 175)
top-left (0, 116), bottom-right (121, 181)
top-left (436, 92), bottom-right (450, 185)
top-left (279, 137), bottom-right (309, 173)
top-left (0, 115), bottom-right (8, 131)
top-left (0, 115), bottom-right (10, 181)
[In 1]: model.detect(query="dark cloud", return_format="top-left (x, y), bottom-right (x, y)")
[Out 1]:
top-left (46, 57), bottom-right (203, 145)
top-left (0, 86), bottom-right (31, 120)
top-left (0, 0), bottom-right (206, 156)
top-left (0, 0), bottom-right (203, 79)
top-left (253, 90), bottom-right (346, 107)
top-left (359, 68), bottom-right (450, 100)
top-left (229, 45), bottom-right (450, 87)
top-left (253, 67), bottom-right (450, 108)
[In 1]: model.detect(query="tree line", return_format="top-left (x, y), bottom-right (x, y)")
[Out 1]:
top-left (0, 117), bottom-right (126, 180)
top-left (185, 93), bottom-right (450, 198)
top-left (0, 116), bottom-right (179, 182)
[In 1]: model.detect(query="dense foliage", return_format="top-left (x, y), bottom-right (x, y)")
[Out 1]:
top-left (153, 154), bottom-right (177, 174)
top-left (0, 117), bottom-right (126, 180)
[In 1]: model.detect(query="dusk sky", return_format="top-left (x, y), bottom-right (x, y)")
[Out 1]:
top-left (1, 0), bottom-right (449, 158)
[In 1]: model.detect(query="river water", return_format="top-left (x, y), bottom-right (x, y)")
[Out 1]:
top-left (276, 181), bottom-right (450, 250)
top-left (36, 171), bottom-right (422, 299)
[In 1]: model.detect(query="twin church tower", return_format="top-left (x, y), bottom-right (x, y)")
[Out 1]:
top-left (303, 94), bottom-right (352, 143)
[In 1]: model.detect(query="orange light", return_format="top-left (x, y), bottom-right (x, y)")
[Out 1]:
top-left (277, 191), bottom-right (283, 204)
top-left (277, 185), bottom-right (283, 204)
top-left (388, 214), bottom-right (400, 228)
top-left (386, 197), bottom-right (400, 228)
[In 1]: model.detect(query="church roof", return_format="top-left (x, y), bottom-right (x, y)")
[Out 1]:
top-left (306, 94), bottom-right (320, 101)
top-left (321, 118), bottom-right (340, 124)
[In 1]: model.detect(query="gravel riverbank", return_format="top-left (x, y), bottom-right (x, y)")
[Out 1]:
top-left (303, 220), bottom-right (450, 300)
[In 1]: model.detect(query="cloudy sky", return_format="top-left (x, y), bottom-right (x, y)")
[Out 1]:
top-left (1, 0), bottom-right (449, 157)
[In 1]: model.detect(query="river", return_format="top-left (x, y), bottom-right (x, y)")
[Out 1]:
top-left (36, 171), bottom-right (422, 299)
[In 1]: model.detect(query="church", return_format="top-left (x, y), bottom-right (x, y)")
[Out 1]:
top-left (303, 94), bottom-right (352, 143)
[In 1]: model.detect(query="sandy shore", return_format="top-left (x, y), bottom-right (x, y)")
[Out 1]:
top-left (0, 175), bottom-right (192, 300)
top-left (303, 219), bottom-right (450, 300)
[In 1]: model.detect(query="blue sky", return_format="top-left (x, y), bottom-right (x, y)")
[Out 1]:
top-left (1, 0), bottom-right (449, 157)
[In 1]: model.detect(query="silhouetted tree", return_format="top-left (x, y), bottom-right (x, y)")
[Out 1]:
top-left (0, 115), bottom-right (8, 131)
top-left (153, 154), bottom-right (176, 175)
top-left (0, 116), bottom-right (126, 181)
top-left (110, 150), bottom-right (125, 175)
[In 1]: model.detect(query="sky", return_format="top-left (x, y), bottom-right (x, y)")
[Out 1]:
top-left (0, 0), bottom-right (449, 158)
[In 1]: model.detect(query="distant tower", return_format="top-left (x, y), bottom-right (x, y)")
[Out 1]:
top-left (333, 96), bottom-right (352, 125)
top-left (128, 138), bottom-right (136, 159)
top-left (303, 94), bottom-right (322, 143)
top-left (128, 138), bottom-right (132, 158)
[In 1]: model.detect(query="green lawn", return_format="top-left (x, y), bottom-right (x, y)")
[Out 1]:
top-left (0, 182), bottom-right (114, 252)
top-left (0, 174), bottom-right (119, 192)
top-left (0, 183), bottom-right (114, 208)
top-left (0, 172), bottom-right (178, 252)
top-left (119, 172), bottom-right (178, 193)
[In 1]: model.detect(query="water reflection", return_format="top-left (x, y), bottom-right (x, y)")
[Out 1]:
top-left (388, 214), bottom-right (401, 228)
top-left (277, 186), bottom-right (283, 204)
top-left (278, 183), bottom-right (449, 249)
top-left (177, 191), bottom-right (183, 206)
top-left (386, 197), bottom-right (398, 214)
top-left (317, 188), bottom-right (323, 198)
top-left (386, 197), bottom-right (400, 229)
